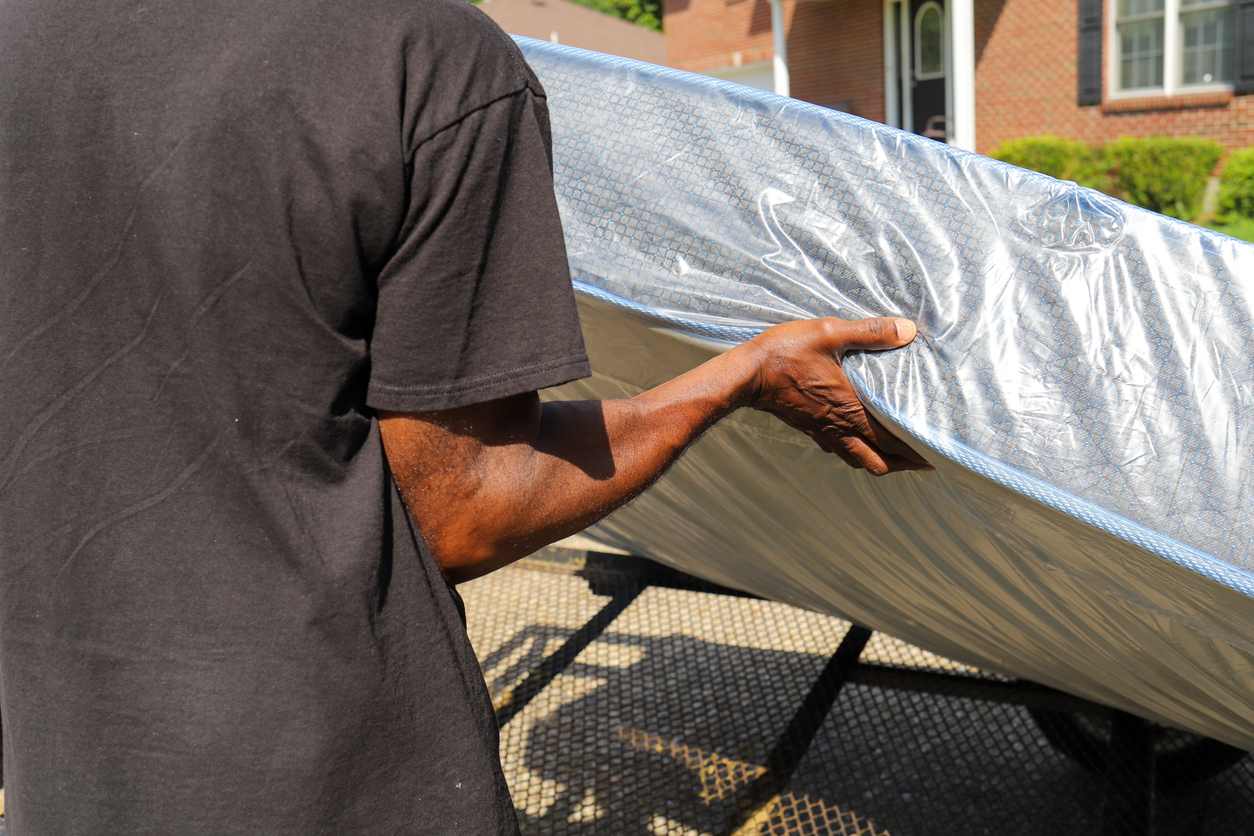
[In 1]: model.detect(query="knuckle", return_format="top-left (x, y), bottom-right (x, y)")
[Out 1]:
top-left (828, 397), bottom-right (861, 419)
top-left (817, 317), bottom-right (843, 346)
top-left (830, 405), bottom-right (869, 434)
top-left (863, 317), bottom-right (890, 343)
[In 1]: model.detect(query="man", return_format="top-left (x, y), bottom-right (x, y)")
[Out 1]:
top-left (0, 0), bottom-right (926, 832)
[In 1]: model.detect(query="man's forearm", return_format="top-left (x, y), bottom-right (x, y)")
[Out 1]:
top-left (380, 339), bottom-right (763, 583)
top-left (379, 316), bottom-right (927, 584)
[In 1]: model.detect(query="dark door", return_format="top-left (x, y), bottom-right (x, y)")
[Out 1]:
top-left (910, 0), bottom-right (948, 141)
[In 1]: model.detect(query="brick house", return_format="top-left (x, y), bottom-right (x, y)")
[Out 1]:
top-left (664, 0), bottom-right (1254, 156)
top-left (476, 0), bottom-right (666, 64)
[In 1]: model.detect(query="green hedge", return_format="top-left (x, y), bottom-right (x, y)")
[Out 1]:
top-left (1217, 147), bottom-right (1254, 222)
top-left (465, 0), bottom-right (661, 29)
top-left (987, 136), bottom-right (1111, 192)
top-left (988, 135), bottom-right (1224, 221)
top-left (1106, 136), bottom-right (1223, 220)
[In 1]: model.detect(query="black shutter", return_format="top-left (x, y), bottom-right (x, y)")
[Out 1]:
top-left (1236, 0), bottom-right (1254, 94)
top-left (1078, 0), bottom-right (1103, 105)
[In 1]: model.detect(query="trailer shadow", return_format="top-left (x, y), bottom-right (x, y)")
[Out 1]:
top-left (490, 626), bottom-right (1254, 836)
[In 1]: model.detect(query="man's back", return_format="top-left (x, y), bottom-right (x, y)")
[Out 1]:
top-left (0, 0), bottom-right (589, 831)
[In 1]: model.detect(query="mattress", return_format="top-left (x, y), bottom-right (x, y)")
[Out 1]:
top-left (515, 37), bottom-right (1254, 748)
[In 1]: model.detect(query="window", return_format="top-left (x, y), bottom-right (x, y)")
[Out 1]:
top-left (915, 2), bottom-right (946, 81)
top-left (1181, 0), bottom-right (1236, 84)
top-left (1114, 0), bottom-right (1235, 93)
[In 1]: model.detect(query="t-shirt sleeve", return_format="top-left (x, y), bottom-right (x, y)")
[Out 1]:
top-left (366, 87), bottom-right (590, 412)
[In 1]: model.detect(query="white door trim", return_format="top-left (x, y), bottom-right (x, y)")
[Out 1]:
top-left (883, 0), bottom-right (901, 128)
top-left (949, 0), bottom-right (976, 150)
top-left (768, 0), bottom-right (790, 97)
top-left (883, 0), bottom-right (973, 149)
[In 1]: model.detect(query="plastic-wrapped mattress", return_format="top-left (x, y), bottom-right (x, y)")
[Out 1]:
top-left (515, 38), bottom-right (1254, 749)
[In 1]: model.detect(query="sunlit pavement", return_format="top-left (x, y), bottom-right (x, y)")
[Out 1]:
top-left (460, 543), bottom-right (1254, 836)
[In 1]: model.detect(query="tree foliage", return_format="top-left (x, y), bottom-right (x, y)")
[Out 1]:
top-left (1217, 146), bottom-right (1254, 223)
top-left (566, 0), bottom-right (662, 32)
top-left (466, 0), bottom-right (661, 31)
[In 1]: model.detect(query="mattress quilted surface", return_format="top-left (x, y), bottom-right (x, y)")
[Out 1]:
top-left (517, 37), bottom-right (1254, 747)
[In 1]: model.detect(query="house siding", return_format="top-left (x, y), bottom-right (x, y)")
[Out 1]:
top-left (664, 0), bottom-right (777, 76)
top-left (478, 0), bottom-right (666, 64)
top-left (667, 0), bottom-right (1254, 157)
top-left (664, 0), bottom-right (885, 121)
top-left (974, 0), bottom-right (1254, 155)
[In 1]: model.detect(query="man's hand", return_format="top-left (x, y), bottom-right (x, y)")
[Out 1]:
top-left (380, 316), bottom-right (929, 583)
top-left (747, 317), bottom-right (931, 474)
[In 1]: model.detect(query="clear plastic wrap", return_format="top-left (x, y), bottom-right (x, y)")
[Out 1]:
top-left (516, 38), bottom-right (1254, 748)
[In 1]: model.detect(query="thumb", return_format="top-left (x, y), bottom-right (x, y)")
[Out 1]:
top-left (825, 317), bottom-right (917, 352)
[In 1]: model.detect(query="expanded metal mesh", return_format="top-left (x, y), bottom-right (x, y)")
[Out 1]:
top-left (460, 548), bottom-right (1254, 836)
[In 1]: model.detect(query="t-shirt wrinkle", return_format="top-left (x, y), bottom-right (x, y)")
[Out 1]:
top-left (406, 87), bottom-right (539, 164)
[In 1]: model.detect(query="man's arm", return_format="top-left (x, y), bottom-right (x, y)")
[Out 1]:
top-left (379, 316), bottom-right (929, 584)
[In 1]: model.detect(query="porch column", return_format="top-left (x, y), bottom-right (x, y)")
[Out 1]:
top-left (950, 0), bottom-right (975, 151)
top-left (768, 0), bottom-right (791, 98)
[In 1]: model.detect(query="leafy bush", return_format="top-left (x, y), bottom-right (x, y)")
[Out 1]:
top-left (987, 136), bottom-right (1111, 192)
top-left (1217, 147), bottom-right (1254, 222)
top-left (565, 0), bottom-right (662, 30)
top-left (465, 0), bottom-right (662, 29)
top-left (1106, 136), bottom-right (1223, 220)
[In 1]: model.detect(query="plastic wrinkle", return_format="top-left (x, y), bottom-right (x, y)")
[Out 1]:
top-left (521, 37), bottom-right (1254, 749)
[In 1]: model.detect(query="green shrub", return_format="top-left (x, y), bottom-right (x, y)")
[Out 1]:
top-left (1217, 147), bottom-right (1254, 222)
top-left (987, 136), bottom-right (1111, 192)
top-left (1106, 136), bottom-right (1223, 220)
top-left (465, 0), bottom-right (661, 28)
top-left (561, 0), bottom-right (662, 30)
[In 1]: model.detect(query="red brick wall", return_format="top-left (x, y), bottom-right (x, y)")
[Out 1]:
top-left (666, 0), bottom-right (1254, 155)
top-left (664, 0), bottom-right (885, 122)
top-left (665, 0), bottom-right (776, 75)
top-left (789, 1), bottom-right (885, 121)
top-left (975, 0), bottom-right (1254, 156)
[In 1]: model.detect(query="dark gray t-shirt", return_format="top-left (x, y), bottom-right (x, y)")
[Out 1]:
top-left (0, 0), bottom-right (589, 832)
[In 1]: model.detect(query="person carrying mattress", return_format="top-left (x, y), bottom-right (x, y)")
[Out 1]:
top-left (0, 0), bottom-right (929, 832)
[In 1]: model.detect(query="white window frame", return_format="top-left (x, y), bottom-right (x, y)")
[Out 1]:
top-left (914, 1), bottom-right (947, 81)
top-left (1107, 0), bottom-right (1236, 99)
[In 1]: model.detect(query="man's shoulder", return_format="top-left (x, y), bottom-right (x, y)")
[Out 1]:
top-left (352, 0), bottom-right (545, 148)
